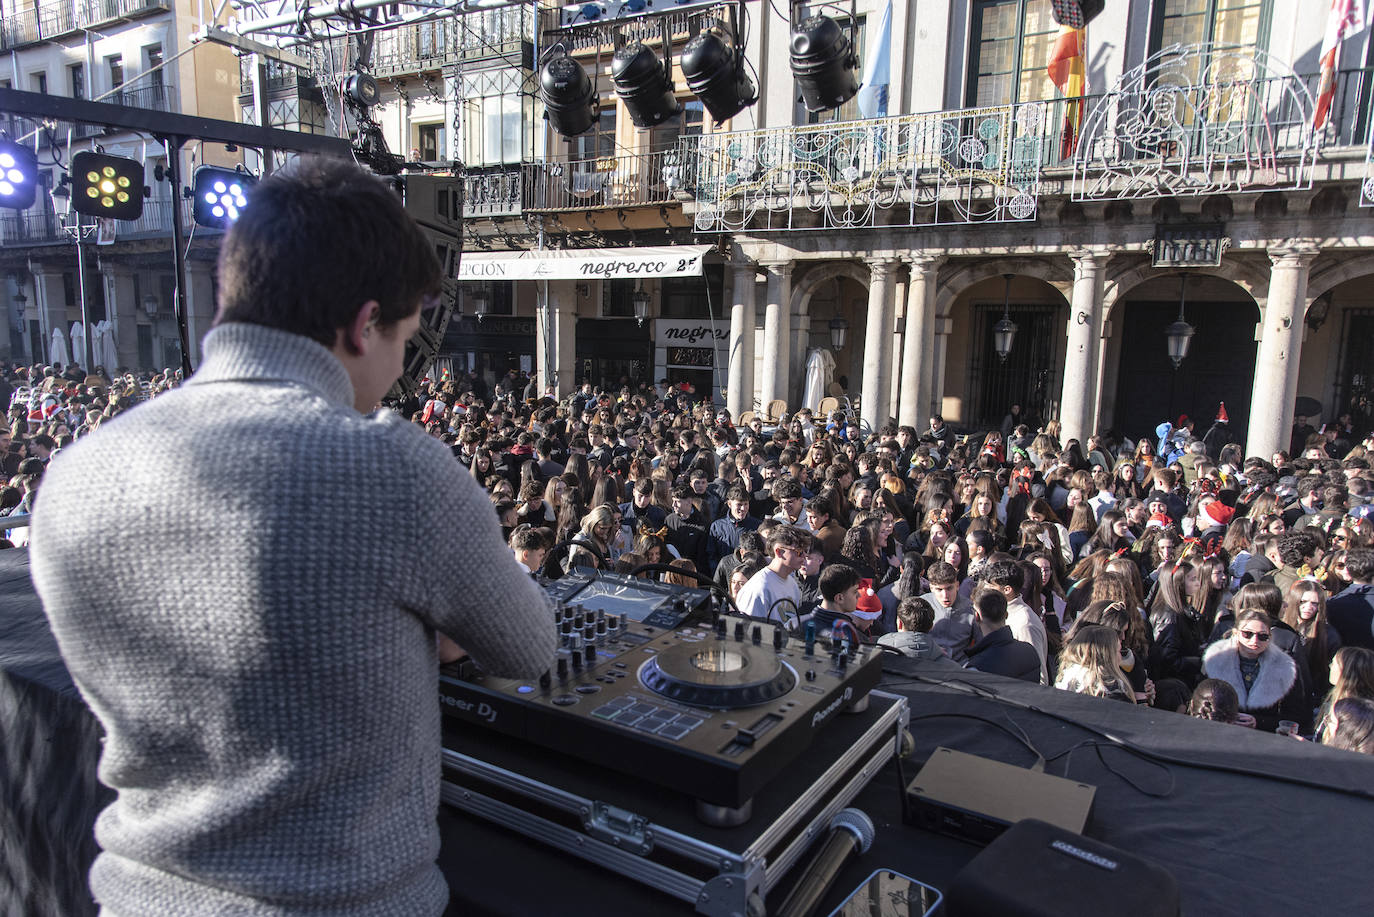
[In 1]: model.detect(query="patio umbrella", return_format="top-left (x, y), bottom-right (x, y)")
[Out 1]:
top-left (69, 322), bottom-right (86, 370)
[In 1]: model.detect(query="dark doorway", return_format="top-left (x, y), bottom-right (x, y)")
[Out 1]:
top-left (1334, 309), bottom-right (1374, 434)
top-left (968, 303), bottom-right (1062, 429)
top-left (1112, 298), bottom-right (1258, 448)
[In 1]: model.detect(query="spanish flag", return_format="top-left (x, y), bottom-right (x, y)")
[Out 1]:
top-left (1314, 0), bottom-right (1368, 130)
top-left (1047, 25), bottom-right (1086, 159)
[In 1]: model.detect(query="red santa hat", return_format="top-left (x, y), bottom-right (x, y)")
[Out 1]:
top-left (1199, 501), bottom-right (1235, 529)
top-left (1216, 402), bottom-right (1228, 423)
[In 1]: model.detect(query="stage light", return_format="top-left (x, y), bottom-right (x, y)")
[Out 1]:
top-left (1050, 0), bottom-right (1105, 29)
top-left (192, 165), bottom-right (257, 229)
top-left (790, 15), bottom-right (859, 113)
top-left (70, 151), bottom-right (145, 220)
top-left (0, 140), bottom-right (38, 211)
top-left (612, 42), bottom-right (680, 129)
top-left (343, 72), bottom-right (381, 107)
top-left (681, 24), bottom-right (757, 123)
top-left (540, 51), bottom-right (597, 138)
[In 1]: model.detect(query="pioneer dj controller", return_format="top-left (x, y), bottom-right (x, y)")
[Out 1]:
top-left (439, 602), bottom-right (882, 821)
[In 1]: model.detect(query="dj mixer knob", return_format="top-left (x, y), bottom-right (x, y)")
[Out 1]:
top-left (751, 625), bottom-right (762, 646)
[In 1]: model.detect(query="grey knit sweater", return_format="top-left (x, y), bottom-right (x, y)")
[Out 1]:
top-left (30, 323), bottom-right (556, 916)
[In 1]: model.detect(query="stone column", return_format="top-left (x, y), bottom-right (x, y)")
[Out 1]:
top-left (1060, 251), bottom-right (1105, 444)
top-left (759, 261), bottom-right (793, 413)
top-left (727, 259), bottom-right (757, 419)
top-left (28, 262), bottom-right (67, 365)
top-left (889, 271), bottom-right (908, 422)
top-left (898, 255), bottom-right (942, 429)
top-left (931, 316), bottom-right (952, 420)
top-left (98, 263), bottom-right (138, 370)
top-left (861, 258), bottom-right (898, 434)
top-left (551, 279), bottom-right (577, 398)
top-left (1247, 247), bottom-right (1318, 459)
top-left (184, 259), bottom-right (217, 367)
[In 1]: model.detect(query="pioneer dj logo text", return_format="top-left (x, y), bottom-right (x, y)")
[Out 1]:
top-left (440, 694), bottom-right (498, 724)
top-left (811, 687), bottom-right (853, 728)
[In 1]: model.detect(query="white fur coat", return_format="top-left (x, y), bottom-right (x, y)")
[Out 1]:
top-left (1202, 641), bottom-right (1297, 711)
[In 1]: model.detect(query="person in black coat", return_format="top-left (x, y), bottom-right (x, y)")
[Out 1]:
top-left (963, 588), bottom-right (1042, 683)
top-left (1202, 609), bottom-right (1312, 734)
top-left (1328, 549), bottom-right (1374, 650)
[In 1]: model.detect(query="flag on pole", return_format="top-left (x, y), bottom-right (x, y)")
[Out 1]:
top-left (1315, 0), bottom-right (1369, 129)
top-left (1047, 25), bottom-right (1086, 159)
top-left (856, 0), bottom-right (892, 119)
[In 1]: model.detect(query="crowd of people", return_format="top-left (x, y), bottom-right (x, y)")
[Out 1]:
top-left (407, 379), bottom-right (1374, 755)
top-left (9, 355), bottom-right (1374, 755)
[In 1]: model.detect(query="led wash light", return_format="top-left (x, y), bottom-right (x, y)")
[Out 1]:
top-left (192, 166), bottom-right (257, 228)
top-left (0, 140), bottom-right (38, 211)
top-left (71, 151), bottom-right (145, 220)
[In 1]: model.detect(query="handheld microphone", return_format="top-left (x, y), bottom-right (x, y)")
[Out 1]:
top-left (777, 807), bottom-right (875, 917)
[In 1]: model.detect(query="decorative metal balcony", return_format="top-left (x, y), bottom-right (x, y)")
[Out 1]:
top-left (464, 166), bottom-right (524, 219)
top-left (688, 104), bottom-right (1046, 232)
top-left (542, 3), bottom-right (729, 54)
top-left (0, 210), bottom-right (63, 246)
top-left (1073, 45), bottom-right (1318, 201)
top-left (0, 0), bottom-right (170, 49)
top-left (369, 5), bottom-right (533, 77)
top-left (525, 149), bottom-right (683, 212)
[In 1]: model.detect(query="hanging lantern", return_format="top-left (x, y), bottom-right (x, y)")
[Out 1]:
top-left (993, 273), bottom-right (1017, 363)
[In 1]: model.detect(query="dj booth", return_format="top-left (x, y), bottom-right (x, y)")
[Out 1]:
top-left (4, 547), bottom-right (1374, 917)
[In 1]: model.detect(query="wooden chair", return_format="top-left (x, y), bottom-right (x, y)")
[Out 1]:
top-left (817, 396), bottom-right (840, 418)
top-left (827, 382), bottom-right (845, 398)
top-left (766, 399), bottom-right (788, 423)
top-left (738, 410), bottom-right (757, 426)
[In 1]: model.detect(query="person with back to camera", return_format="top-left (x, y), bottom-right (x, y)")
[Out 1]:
top-left (1054, 624), bottom-right (1136, 703)
top-left (879, 596), bottom-right (958, 665)
top-left (29, 158), bottom-right (557, 917)
top-left (1188, 678), bottom-right (1255, 727)
top-left (963, 587), bottom-right (1043, 683)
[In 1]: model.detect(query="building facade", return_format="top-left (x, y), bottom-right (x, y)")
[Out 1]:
top-left (0, 0), bottom-right (242, 372)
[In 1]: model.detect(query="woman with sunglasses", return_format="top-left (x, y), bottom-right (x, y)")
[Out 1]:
top-left (1202, 609), bottom-right (1312, 734)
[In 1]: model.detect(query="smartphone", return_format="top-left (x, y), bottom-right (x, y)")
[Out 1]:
top-left (826, 869), bottom-right (942, 917)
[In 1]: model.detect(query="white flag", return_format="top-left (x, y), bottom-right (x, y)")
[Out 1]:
top-left (856, 0), bottom-right (892, 120)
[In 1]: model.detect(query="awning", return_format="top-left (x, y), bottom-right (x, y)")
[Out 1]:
top-left (459, 245), bottom-right (713, 282)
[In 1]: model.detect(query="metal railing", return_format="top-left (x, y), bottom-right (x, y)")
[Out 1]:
top-left (464, 166), bottom-right (524, 218)
top-left (110, 83), bottom-right (174, 112)
top-left (0, 210), bottom-right (63, 245)
top-left (369, 5), bottom-right (533, 77)
top-left (115, 199), bottom-right (197, 237)
top-left (525, 149), bottom-right (683, 211)
top-left (0, 0), bottom-right (170, 49)
top-left (542, 3), bottom-right (728, 54)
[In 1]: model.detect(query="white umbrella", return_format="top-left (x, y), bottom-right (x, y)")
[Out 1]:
top-left (69, 322), bottom-right (87, 370)
top-left (803, 347), bottom-right (836, 412)
top-left (50, 327), bottom-right (68, 366)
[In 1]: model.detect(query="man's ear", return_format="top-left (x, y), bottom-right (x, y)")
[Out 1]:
top-left (342, 300), bottom-right (382, 356)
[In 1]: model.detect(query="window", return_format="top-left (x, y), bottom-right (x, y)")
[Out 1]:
top-left (966, 0), bottom-right (1060, 107)
top-left (144, 45), bottom-right (164, 86)
top-left (805, 17), bottom-right (866, 123)
top-left (1151, 0), bottom-right (1270, 84)
top-left (69, 64), bottom-right (84, 100)
top-left (108, 56), bottom-right (124, 94)
top-left (418, 123), bottom-right (447, 161)
top-left (31, 72), bottom-right (47, 95)
top-left (574, 106), bottom-right (616, 161)
top-left (602, 279), bottom-right (636, 318)
top-left (660, 265), bottom-right (724, 320)
top-left (460, 69), bottom-right (529, 166)
top-left (649, 99), bottom-right (704, 153)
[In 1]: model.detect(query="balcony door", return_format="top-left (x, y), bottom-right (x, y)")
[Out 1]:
top-left (966, 0), bottom-right (1061, 108)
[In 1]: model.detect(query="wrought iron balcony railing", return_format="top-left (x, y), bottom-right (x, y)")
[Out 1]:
top-left (686, 47), bottom-right (1370, 232)
top-left (0, 210), bottom-right (63, 246)
top-left (0, 0), bottom-right (170, 49)
top-left (110, 83), bottom-right (174, 112)
top-left (542, 3), bottom-right (728, 54)
top-left (525, 149), bottom-right (685, 212)
top-left (369, 5), bottom-right (534, 77)
top-left (464, 166), bottom-right (524, 219)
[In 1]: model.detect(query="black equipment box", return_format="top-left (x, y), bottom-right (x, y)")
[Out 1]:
top-left (440, 690), bottom-right (908, 917)
top-left (945, 818), bottom-right (1180, 917)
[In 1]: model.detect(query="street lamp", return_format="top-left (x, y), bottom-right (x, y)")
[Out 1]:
top-left (1164, 274), bottom-right (1195, 369)
top-left (829, 316), bottom-right (849, 350)
top-left (993, 273), bottom-right (1017, 363)
top-left (144, 294), bottom-right (160, 317)
top-left (632, 283), bottom-right (650, 326)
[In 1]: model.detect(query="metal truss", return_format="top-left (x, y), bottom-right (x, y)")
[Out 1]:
top-left (687, 103), bottom-right (1045, 233)
top-left (1072, 43), bottom-right (1317, 201)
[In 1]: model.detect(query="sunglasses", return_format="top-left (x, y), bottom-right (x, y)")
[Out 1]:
top-left (1237, 630), bottom-right (1271, 643)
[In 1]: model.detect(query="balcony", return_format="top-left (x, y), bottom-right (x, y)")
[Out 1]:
top-left (525, 149), bottom-right (684, 212)
top-left (369, 5), bottom-right (534, 78)
top-left (684, 50), bottom-right (1373, 233)
top-left (110, 83), bottom-right (174, 112)
top-left (0, 0), bottom-right (170, 49)
top-left (542, 3), bottom-right (729, 54)
top-left (464, 166), bottom-right (524, 219)
top-left (0, 210), bottom-right (63, 246)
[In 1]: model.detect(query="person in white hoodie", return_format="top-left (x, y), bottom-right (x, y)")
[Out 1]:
top-left (983, 559), bottom-right (1048, 685)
